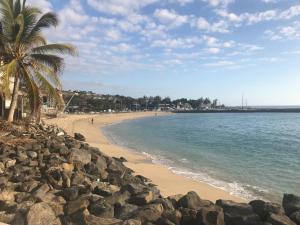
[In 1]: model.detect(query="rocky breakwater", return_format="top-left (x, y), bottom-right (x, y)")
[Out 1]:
top-left (0, 121), bottom-right (300, 225)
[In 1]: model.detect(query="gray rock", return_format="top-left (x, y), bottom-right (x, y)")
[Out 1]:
top-left (27, 151), bottom-right (38, 159)
top-left (27, 202), bottom-right (61, 225)
top-left (89, 202), bottom-right (114, 218)
top-left (250, 200), bottom-right (284, 221)
top-left (216, 200), bottom-right (262, 225)
top-left (74, 133), bottom-right (86, 142)
top-left (267, 213), bottom-right (296, 225)
top-left (131, 203), bottom-right (164, 224)
top-left (69, 148), bottom-right (91, 165)
top-left (283, 194), bottom-right (300, 216)
top-left (290, 210), bottom-right (300, 225)
top-left (196, 205), bottom-right (225, 225)
top-left (178, 191), bottom-right (213, 210)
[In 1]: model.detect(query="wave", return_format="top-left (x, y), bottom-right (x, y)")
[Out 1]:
top-left (103, 125), bottom-right (269, 202)
top-left (141, 151), bottom-right (267, 201)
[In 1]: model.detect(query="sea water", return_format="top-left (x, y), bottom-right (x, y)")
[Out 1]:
top-left (103, 113), bottom-right (300, 202)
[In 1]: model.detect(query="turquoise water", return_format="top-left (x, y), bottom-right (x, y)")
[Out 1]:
top-left (103, 113), bottom-right (300, 202)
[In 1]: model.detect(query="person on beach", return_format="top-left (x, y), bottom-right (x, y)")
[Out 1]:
top-left (91, 118), bottom-right (94, 124)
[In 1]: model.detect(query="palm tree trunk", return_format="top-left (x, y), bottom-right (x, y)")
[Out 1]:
top-left (7, 76), bottom-right (20, 122)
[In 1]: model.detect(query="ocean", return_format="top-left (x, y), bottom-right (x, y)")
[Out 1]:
top-left (103, 113), bottom-right (300, 202)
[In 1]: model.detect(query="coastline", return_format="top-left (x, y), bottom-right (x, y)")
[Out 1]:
top-left (46, 112), bottom-right (245, 203)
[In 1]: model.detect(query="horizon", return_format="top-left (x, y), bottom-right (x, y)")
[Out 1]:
top-left (29, 0), bottom-right (300, 106)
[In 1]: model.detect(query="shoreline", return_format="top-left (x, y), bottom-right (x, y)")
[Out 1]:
top-left (46, 112), bottom-right (245, 203)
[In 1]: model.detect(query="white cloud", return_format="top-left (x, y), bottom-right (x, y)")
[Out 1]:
top-left (27, 0), bottom-right (53, 12)
top-left (206, 47), bottom-right (221, 54)
top-left (202, 0), bottom-right (235, 8)
top-left (192, 17), bottom-right (230, 33)
top-left (169, 0), bottom-right (194, 6)
top-left (87, 0), bottom-right (158, 15)
top-left (151, 37), bottom-right (201, 49)
top-left (203, 60), bottom-right (236, 67)
top-left (105, 29), bottom-right (123, 41)
top-left (154, 9), bottom-right (189, 28)
top-left (217, 4), bottom-right (300, 26)
top-left (265, 21), bottom-right (300, 40)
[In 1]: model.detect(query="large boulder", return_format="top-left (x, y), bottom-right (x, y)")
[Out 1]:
top-left (249, 200), bottom-right (284, 221)
top-left (178, 192), bottom-right (213, 210)
top-left (131, 203), bottom-right (164, 224)
top-left (27, 202), bottom-right (61, 225)
top-left (89, 202), bottom-right (114, 218)
top-left (283, 194), bottom-right (300, 216)
top-left (74, 133), bottom-right (86, 142)
top-left (69, 148), bottom-right (91, 165)
top-left (290, 210), bottom-right (300, 225)
top-left (267, 213), bottom-right (296, 225)
top-left (196, 205), bottom-right (225, 225)
top-left (129, 191), bottom-right (154, 206)
top-left (216, 200), bottom-right (262, 225)
top-left (115, 203), bottom-right (139, 220)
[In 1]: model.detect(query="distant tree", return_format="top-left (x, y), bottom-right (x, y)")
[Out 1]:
top-left (162, 97), bottom-right (171, 104)
top-left (204, 98), bottom-right (211, 105)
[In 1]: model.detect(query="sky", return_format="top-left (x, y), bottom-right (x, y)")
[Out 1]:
top-left (27, 0), bottom-right (300, 106)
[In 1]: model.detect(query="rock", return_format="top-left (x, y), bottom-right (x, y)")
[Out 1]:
top-left (250, 200), bottom-right (284, 221)
top-left (267, 213), bottom-right (296, 225)
top-left (84, 214), bottom-right (123, 225)
top-left (74, 133), bottom-right (86, 142)
top-left (115, 203), bottom-right (139, 220)
top-left (27, 151), bottom-right (38, 159)
top-left (5, 159), bottom-right (16, 168)
top-left (62, 163), bottom-right (74, 173)
top-left (0, 191), bottom-right (15, 202)
top-left (66, 196), bottom-right (90, 215)
top-left (57, 131), bottom-right (65, 136)
top-left (180, 208), bottom-right (198, 225)
top-left (290, 210), bottom-right (300, 225)
top-left (196, 205), bottom-right (225, 225)
top-left (62, 187), bottom-right (79, 201)
top-left (168, 194), bottom-right (184, 209)
top-left (132, 203), bottom-right (164, 223)
top-left (33, 184), bottom-right (50, 201)
top-left (122, 219), bottom-right (141, 225)
top-left (89, 202), bottom-right (114, 218)
top-left (216, 200), bottom-right (262, 225)
top-left (129, 191), bottom-right (154, 206)
top-left (22, 180), bottom-right (40, 193)
top-left (178, 192), bottom-right (213, 210)
top-left (161, 210), bottom-right (182, 225)
top-left (93, 182), bottom-right (120, 197)
top-left (69, 148), bottom-right (91, 165)
top-left (283, 194), bottom-right (300, 216)
top-left (27, 202), bottom-right (61, 225)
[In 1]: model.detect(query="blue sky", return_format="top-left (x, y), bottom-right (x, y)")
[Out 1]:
top-left (28, 0), bottom-right (300, 106)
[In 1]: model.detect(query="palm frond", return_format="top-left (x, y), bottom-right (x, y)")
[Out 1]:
top-left (35, 71), bottom-right (64, 108)
top-left (15, 13), bottom-right (24, 43)
top-left (31, 61), bottom-right (62, 88)
top-left (14, 0), bottom-right (21, 17)
top-left (31, 44), bottom-right (77, 56)
top-left (26, 12), bottom-right (58, 41)
top-left (30, 53), bottom-right (64, 73)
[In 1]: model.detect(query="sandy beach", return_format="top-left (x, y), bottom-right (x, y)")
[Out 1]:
top-left (46, 112), bottom-right (244, 203)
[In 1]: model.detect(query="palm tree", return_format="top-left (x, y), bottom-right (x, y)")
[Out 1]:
top-left (0, 0), bottom-right (76, 122)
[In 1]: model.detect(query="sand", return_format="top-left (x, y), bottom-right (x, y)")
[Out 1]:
top-left (46, 112), bottom-right (245, 203)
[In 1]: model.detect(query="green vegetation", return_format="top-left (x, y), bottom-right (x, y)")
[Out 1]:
top-left (0, 0), bottom-right (76, 122)
top-left (63, 90), bottom-right (223, 113)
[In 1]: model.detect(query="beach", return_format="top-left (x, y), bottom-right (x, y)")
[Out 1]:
top-left (46, 112), bottom-right (244, 202)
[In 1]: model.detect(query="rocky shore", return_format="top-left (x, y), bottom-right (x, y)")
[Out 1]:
top-left (0, 121), bottom-right (299, 225)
